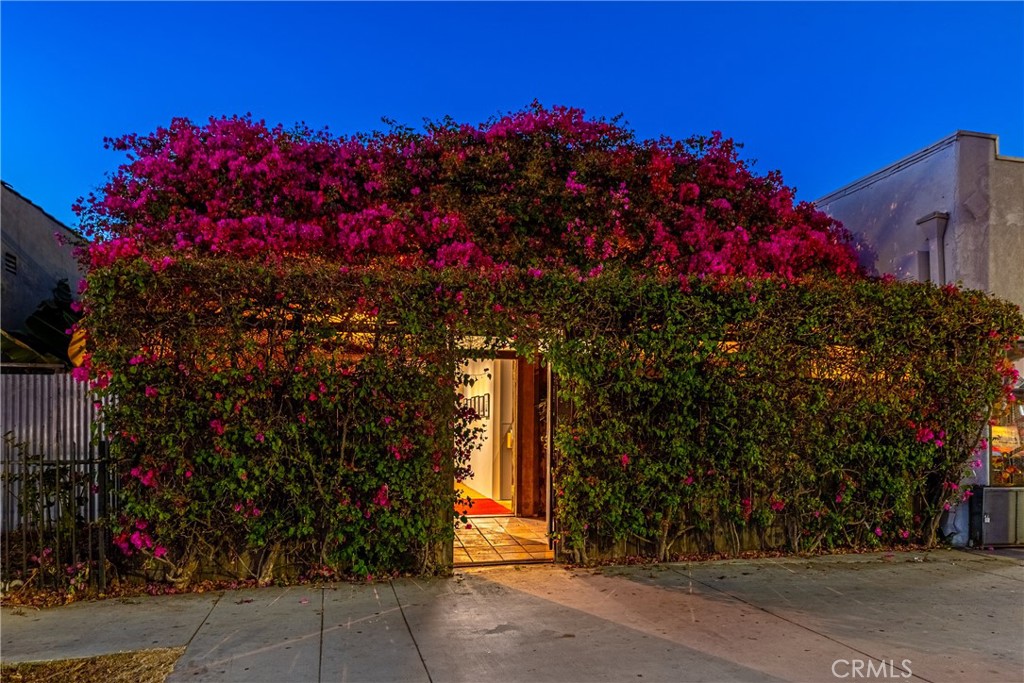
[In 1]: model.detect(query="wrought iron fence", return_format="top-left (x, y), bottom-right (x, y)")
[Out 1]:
top-left (1, 370), bottom-right (113, 593)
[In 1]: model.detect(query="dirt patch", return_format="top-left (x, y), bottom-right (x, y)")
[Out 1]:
top-left (1, 647), bottom-right (184, 683)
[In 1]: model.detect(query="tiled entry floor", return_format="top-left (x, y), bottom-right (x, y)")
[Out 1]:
top-left (454, 516), bottom-right (554, 566)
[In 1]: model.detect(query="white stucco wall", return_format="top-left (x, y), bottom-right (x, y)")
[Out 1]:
top-left (987, 151), bottom-right (1024, 309)
top-left (815, 132), bottom-right (1023, 310)
top-left (815, 134), bottom-right (958, 282)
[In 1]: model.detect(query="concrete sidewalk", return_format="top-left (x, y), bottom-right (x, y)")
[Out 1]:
top-left (2, 549), bottom-right (1022, 683)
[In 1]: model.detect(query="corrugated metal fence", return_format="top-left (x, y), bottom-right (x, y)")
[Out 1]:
top-left (1, 369), bottom-right (112, 591)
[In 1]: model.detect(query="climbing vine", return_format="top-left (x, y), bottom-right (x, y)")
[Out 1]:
top-left (72, 105), bottom-right (1022, 580)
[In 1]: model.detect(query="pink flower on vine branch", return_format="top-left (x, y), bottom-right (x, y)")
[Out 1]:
top-left (144, 385), bottom-right (158, 398)
top-left (874, 527), bottom-right (883, 537)
top-left (129, 467), bottom-right (158, 488)
top-left (565, 171), bottom-right (587, 195)
top-left (620, 454), bottom-right (630, 469)
top-left (210, 419), bottom-right (225, 435)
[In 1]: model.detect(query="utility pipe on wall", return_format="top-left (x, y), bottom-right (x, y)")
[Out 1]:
top-left (917, 211), bottom-right (950, 284)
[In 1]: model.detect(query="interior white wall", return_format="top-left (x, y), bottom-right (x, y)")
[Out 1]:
top-left (494, 359), bottom-right (517, 500)
top-left (460, 359), bottom-right (495, 499)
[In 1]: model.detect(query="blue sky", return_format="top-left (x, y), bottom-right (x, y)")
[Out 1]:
top-left (2, 1), bottom-right (1022, 228)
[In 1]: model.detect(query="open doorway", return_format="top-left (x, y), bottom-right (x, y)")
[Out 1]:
top-left (458, 357), bottom-right (516, 514)
top-left (456, 354), bottom-right (554, 565)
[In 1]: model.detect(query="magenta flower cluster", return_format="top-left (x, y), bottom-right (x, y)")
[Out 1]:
top-left (75, 105), bottom-right (861, 282)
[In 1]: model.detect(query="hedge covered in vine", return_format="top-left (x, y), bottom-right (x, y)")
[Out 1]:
top-left (71, 105), bottom-right (1023, 580)
top-left (79, 257), bottom-right (1022, 578)
top-left (538, 272), bottom-right (1022, 561)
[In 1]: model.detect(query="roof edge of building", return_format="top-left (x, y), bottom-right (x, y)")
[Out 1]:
top-left (1, 180), bottom-right (85, 240)
top-left (814, 131), bottom-right (1022, 206)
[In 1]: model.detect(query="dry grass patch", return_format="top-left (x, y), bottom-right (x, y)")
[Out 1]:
top-left (1, 647), bottom-right (184, 683)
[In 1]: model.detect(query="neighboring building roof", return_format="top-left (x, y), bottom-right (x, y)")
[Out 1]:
top-left (1, 180), bottom-right (84, 240)
top-left (816, 131), bottom-right (1024, 205)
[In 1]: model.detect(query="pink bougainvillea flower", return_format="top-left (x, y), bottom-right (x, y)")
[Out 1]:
top-left (145, 385), bottom-right (158, 398)
top-left (874, 527), bottom-right (883, 537)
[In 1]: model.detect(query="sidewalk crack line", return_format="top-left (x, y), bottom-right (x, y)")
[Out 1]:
top-left (318, 587), bottom-right (325, 683)
top-left (669, 566), bottom-right (934, 683)
top-left (391, 581), bottom-right (433, 683)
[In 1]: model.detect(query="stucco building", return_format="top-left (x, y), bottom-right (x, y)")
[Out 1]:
top-left (816, 131), bottom-right (1024, 547)
top-left (815, 130), bottom-right (1023, 311)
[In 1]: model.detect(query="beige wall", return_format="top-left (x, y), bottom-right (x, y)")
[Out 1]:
top-left (460, 359), bottom-right (496, 499)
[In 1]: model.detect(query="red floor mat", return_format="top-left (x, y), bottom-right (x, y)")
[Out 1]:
top-left (456, 496), bottom-right (512, 516)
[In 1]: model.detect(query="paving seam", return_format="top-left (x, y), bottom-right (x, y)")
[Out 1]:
top-left (955, 551), bottom-right (1024, 583)
top-left (667, 565), bottom-right (933, 683)
top-left (185, 591), bottom-right (224, 647)
top-left (390, 580), bottom-right (434, 683)
top-left (169, 591), bottom-right (224, 676)
top-left (318, 587), bottom-right (325, 683)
